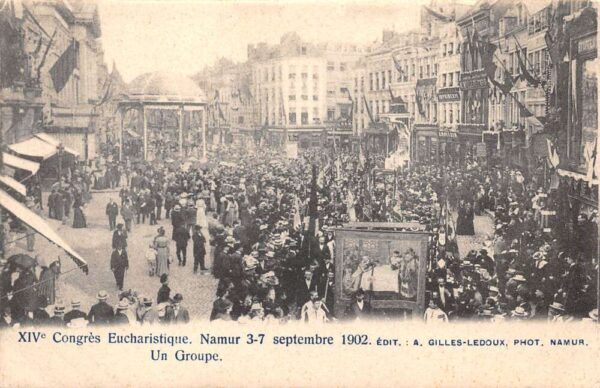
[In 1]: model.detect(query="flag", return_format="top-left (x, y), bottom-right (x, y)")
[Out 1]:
top-left (584, 140), bottom-right (597, 183)
top-left (392, 55), bottom-right (404, 81)
top-left (0, 0), bottom-right (21, 88)
top-left (49, 39), bottom-right (79, 92)
top-left (415, 88), bottom-right (424, 116)
top-left (516, 49), bottom-right (540, 87)
top-left (363, 95), bottom-right (375, 124)
top-left (359, 143), bottom-right (366, 168)
top-left (97, 61), bottom-right (117, 106)
top-left (32, 36), bottom-right (43, 57)
top-left (546, 138), bottom-right (560, 168)
top-left (518, 100), bottom-right (533, 118)
top-left (308, 164), bottom-right (319, 236)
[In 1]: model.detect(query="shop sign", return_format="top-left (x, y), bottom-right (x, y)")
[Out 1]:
top-left (460, 69), bottom-right (488, 90)
top-left (438, 87), bottom-right (460, 102)
top-left (577, 35), bottom-right (597, 55)
top-left (439, 130), bottom-right (458, 139)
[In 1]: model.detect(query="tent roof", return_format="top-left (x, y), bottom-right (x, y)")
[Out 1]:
top-left (34, 133), bottom-right (80, 157)
top-left (9, 137), bottom-right (56, 159)
top-left (8, 133), bottom-right (80, 160)
top-left (0, 175), bottom-right (26, 196)
top-left (2, 153), bottom-right (40, 174)
top-left (0, 190), bottom-right (88, 273)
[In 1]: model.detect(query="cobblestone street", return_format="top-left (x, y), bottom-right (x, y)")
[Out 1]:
top-left (6, 191), bottom-right (217, 320)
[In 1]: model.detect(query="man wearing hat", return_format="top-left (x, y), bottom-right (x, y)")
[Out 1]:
top-left (49, 303), bottom-right (67, 326)
top-left (192, 225), bottom-right (207, 274)
top-left (87, 290), bottom-right (114, 325)
top-left (64, 299), bottom-right (87, 324)
top-left (113, 299), bottom-right (130, 325)
top-left (344, 288), bottom-right (371, 320)
top-left (106, 198), bottom-right (119, 231)
top-left (139, 297), bottom-right (158, 325)
top-left (165, 294), bottom-right (190, 324)
top-left (173, 224), bottom-right (190, 266)
top-left (111, 244), bottom-right (129, 291)
top-left (112, 224), bottom-right (128, 250)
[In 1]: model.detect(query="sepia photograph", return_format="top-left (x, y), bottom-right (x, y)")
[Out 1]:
top-left (0, 0), bottom-right (598, 333)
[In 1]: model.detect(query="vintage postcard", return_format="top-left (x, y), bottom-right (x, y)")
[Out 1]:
top-left (0, 0), bottom-right (599, 386)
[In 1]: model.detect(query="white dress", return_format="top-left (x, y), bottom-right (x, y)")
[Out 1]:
top-left (196, 198), bottom-right (211, 269)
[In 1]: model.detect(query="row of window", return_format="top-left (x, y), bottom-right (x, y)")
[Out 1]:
top-left (439, 102), bottom-right (460, 124)
top-left (441, 42), bottom-right (460, 57)
top-left (327, 61), bottom-right (347, 72)
top-left (441, 71), bottom-right (460, 88)
top-left (257, 65), bottom-right (321, 83)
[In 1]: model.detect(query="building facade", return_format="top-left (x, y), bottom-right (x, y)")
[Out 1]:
top-left (248, 32), bottom-right (363, 149)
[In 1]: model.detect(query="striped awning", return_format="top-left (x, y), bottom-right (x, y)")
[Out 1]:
top-left (2, 153), bottom-right (40, 174)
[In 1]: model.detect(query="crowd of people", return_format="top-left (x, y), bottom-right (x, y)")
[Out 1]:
top-left (1, 140), bottom-right (598, 326)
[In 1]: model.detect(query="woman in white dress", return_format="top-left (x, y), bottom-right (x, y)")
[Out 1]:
top-left (346, 190), bottom-right (357, 222)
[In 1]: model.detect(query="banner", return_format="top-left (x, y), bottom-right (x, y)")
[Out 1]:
top-left (285, 142), bottom-right (298, 159)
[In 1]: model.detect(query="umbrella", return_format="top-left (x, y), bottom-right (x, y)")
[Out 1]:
top-left (8, 253), bottom-right (37, 269)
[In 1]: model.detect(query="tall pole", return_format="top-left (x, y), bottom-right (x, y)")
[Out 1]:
top-left (202, 108), bottom-right (207, 159)
top-left (142, 106), bottom-right (147, 161)
top-left (179, 105), bottom-right (184, 159)
top-left (58, 143), bottom-right (64, 189)
top-left (118, 107), bottom-right (124, 162)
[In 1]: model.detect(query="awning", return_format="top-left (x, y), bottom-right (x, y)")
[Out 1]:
top-left (0, 175), bottom-right (27, 196)
top-left (0, 190), bottom-right (88, 274)
top-left (8, 133), bottom-right (80, 160)
top-left (9, 137), bottom-right (57, 159)
top-left (2, 153), bottom-right (40, 174)
top-left (34, 133), bottom-right (80, 157)
top-left (557, 168), bottom-right (599, 185)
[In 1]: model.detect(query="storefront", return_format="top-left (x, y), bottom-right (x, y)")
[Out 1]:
top-left (412, 124), bottom-right (439, 164)
top-left (438, 128), bottom-right (459, 165)
top-left (457, 124), bottom-right (485, 163)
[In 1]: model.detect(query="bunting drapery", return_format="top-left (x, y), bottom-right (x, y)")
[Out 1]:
top-left (49, 39), bottom-right (79, 92)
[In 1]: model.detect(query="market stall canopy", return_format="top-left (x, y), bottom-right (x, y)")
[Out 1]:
top-left (9, 137), bottom-right (57, 159)
top-left (34, 133), bottom-right (80, 158)
top-left (0, 190), bottom-right (88, 274)
top-left (2, 153), bottom-right (40, 174)
top-left (8, 133), bottom-right (80, 160)
top-left (0, 175), bottom-right (27, 196)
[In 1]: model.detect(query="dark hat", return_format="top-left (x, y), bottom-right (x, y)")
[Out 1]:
top-left (160, 273), bottom-right (168, 284)
top-left (173, 293), bottom-right (183, 302)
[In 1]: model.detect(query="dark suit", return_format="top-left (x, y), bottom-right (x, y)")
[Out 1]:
top-left (106, 202), bottom-right (119, 230)
top-left (113, 312), bottom-right (130, 325)
top-left (192, 232), bottom-right (207, 272)
top-left (296, 276), bottom-right (319, 307)
top-left (87, 301), bottom-right (114, 325)
top-left (111, 249), bottom-right (129, 290)
top-left (112, 230), bottom-right (128, 250)
top-left (344, 300), bottom-right (372, 320)
top-left (48, 315), bottom-right (66, 327)
top-left (64, 309), bottom-right (87, 324)
top-left (165, 305), bottom-right (190, 324)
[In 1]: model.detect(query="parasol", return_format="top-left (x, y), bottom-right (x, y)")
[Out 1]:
top-left (8, 253), bottom-right (37, 269)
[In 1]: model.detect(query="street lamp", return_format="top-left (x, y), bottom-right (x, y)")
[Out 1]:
top-left (58, 143), bottom-right (64, 189)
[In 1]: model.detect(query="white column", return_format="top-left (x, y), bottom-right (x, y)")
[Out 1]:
top-left (202, 107), bottom-right (207, 158)
top-left (179, 105), bottom-right (184, 158)
top-left (142, 106), bottom-right (148, 160)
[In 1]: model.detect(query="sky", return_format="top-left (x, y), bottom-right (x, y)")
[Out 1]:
top-left (98, 0), bottom-right (434, 82)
